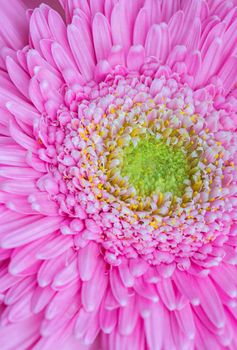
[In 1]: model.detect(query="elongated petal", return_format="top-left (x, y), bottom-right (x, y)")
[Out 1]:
top-left (81, 259), bottom-right (108, 312)
top-left (118, 259), bottom-right (135, 287)
top-left (156, 278), bottom-right (177, 310)
top-left (29, 8), bottom-right (52, 53)
top-left (74, 307), bottom-right (98, 339)
top-left (144, 302), bottom-right (164, 350)
top-left (196, 276), bottom-right (225, 328)
top-left (37, 253), bottom-right (67, 288)
top-left (1, 216), bottom-right (63, 248)
top-left (111, 3), bottom-right (131, 54)
top-left (118, 294), bottom-right (138, 335)
top-left (175, 303), bottom-right (196, 340)
top-left (77, 241), bottom-right (99, 281)
top-left (9, 118), bottom-right (39, 152)
top-left (36, 234), bottom-right (73, 260)
top-left (100, 303), bottom-right (117, 334)
top-left (51, 42), bottom-right (84, 85)
top-left (93, 13), bottom-right (112, 62)
top-left (31, 285), bottom-right (55, 313)
top-left (5, 276), bottom-right (35, 305)
top-left (218, 56), bottom-right (237, 94)
top-left (6, 56), bottom-right (30, 99)
top-left (0, 1), bottom-right (28, 53)
top-left (46, 282), bottom-right (79, 319)
top-left (110, 268), bottom-right (129, 306)
top-left (53, 257), bottom-right (78, 288)
top-left (67, 24), bottom-right (95, 81)
top-left (133, 8), bottom-right (150, 45)
top-left (6, 100), bottom-right (40, 126)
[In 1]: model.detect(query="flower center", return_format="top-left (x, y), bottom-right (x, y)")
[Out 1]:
top-left (120, 135), bottom-right (189, 197)
top-left (41, 72), bottom-right (236, 264)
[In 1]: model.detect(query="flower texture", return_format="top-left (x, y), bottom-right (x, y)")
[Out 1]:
top-left (0, 0), bottom-right (237, 349)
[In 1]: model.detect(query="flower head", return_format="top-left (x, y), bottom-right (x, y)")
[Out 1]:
top-left (0, 0), bottom-right (237, 349)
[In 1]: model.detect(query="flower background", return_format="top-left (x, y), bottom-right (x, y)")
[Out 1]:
top-left (0, 0), bottom-right (237, 349)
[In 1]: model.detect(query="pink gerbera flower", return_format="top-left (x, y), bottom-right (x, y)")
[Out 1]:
top-left (1, 0), bottom-right (237, 349)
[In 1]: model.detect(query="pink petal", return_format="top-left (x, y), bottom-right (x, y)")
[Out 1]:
top-left (127, 45), bottom-right (145, 71)
top-left (179, 0), bottom-right (202, 43)
top-left (196, 37), bottom-right (223, 86)
top-left (67, 23), bottom-right (95, 81)
top-left (110, 268), bottom-right (129, 306)
top-left (89, 0), bottom-right (104, 17)
top-left (134, 276), bottom-right (159, 302)
top-left (184, 17), bottom-right (201, 50)
top-left (1, 215), bottom-right (63, 248)
top-left (28, 76), bottom-right (44, 112)
top-left (162, 0), bottom-right (179, 22)
top-left (175, 303), bottom-right (196, 340)
top-left (118, 259), bottom-right (135, 287)
top-left (39, 39), bottom-right (57, 68)
top-left (0, 267), bottom-right (22, 293)
top-left (81, 259), bottom-right (108, 312)
top-left (100, 302), bottom-right (117, 334)
top-left (145, 23), bottom-right (170, 62)
top-left (47, 8), bottom-right (68, 49)
top-left (185, 50), bottom-right (202, 77)
top-left (8, 236), bottom-right (48, 275)
top-left (9, 118), bottom-right (38, 152)
top-left (0, 213), bottom-right (36, 238)
top-left (221, 18), bottom-right (237, 63)
top-left (0, 315), bottom-right (41, 349)
top-left (53, 257), bottom-right (78, 288)
top-left (156, 278), bottom-right (177, 310)
top-left (133, 8), bottom-right (150, 46)
top-left (0, 166), bottom-right (40, 179)
top-left (6, 100), bottom-right (39, 126)
top-left (144, 0), bottom-right (162, 24)
top-left (104, 288), bottom-right (120, 310)
top-left (83, 315), bottom-right (100, 345)
top-left (31, 285), bottom-right (56, 313)
top-left (36, 234), bottom-right (73, 260)
top-left (77, 241), bottom-right (99, 281)
top-left (108, 45), bottom-right (126, 67)
top-left (0, 1), bottom-right (28, 51)
top-left (6, 56), bottom-right (30, 99)
top-left (5, 276), bottom-right (35, 305)
top-left (144, 302), bottom-right (164, 350)
top-left (196, 276), bottom-right (225, 328)
top-left (168, 10), bottom-right (184, 47)
top-left (129, 257), bottom-right (149, 277)
top-left (0, 148), bottom-right (26, 167)
top-left (118, 294), bottom-right (138, 335)
top-left (37, 252), bottom-right (67, 287)
top-left (111, 2), bottom-right (131, 54)
top-left (51, 42), bottom-right (84, 85)
top-left (27, 48), bottom-right (59, 77)
top-left (46, 282), bottom-right (79, 319)
top-left (74, 307), bottom-right (98, 339)
top-left (7, 289), bottom-right (34, 322)
top-left (218, 56), bottom-right (237, 94)
top-left (174, 270), bottom-right (200, 305)
top-left (29, 8), bottom-right (52, 53)
top-left (92, 13), bottom-right (112, 62)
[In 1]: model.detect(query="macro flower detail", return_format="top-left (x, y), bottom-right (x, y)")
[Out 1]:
top-left (0, 1), bottom-right (237, 349)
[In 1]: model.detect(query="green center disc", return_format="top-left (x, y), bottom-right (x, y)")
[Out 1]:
top-left (120, 135), bottom-right (190, 197)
